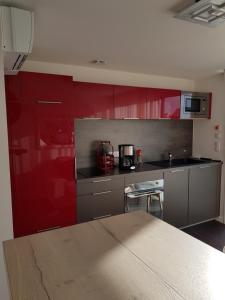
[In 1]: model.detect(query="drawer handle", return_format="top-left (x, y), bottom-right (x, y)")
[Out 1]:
top-left (37, 226), bottom-right (60, 233)
top-left (123, 117), bottom-right (140, 120)
top-left (200, 165), bottom-right (211, 169)
top-left (92, 179), bottom-right (112, 183)
top-left (36, 100), bottom-right (63, 104)
top-left (171, 169), bottom-right (185, 173)
top-left (93, 214), bottom-right (112, 220)
top-left (93, 190), bottom-right (112, 196)
top-left (82, 117), bottom-right (102, 120)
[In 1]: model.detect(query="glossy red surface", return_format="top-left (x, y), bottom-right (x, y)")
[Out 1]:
top-left (5, 72), bottom-right (183, 237)
top-left (71, 82), bottom-right (114, 118)
top-left (114, 86), bottom-right (147, 119)
top-left (6, 72), bottom-right (76, 237)
top-left (147, 88), bottom-right (181, 119)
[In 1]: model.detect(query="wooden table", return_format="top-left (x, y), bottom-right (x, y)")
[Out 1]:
top-left (4, 211), bottom-right (225, 300)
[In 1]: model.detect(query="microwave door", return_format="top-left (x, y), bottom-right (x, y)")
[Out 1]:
top-left (185, 97), bottom-right (201, 114)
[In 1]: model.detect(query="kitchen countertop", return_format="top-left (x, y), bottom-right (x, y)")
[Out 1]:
top-left (4, 211), bottom-right (225, 300)
top-left (77, 159), bottom-right (222, 180)
top-left (77, 163), bottom-right (162, 179)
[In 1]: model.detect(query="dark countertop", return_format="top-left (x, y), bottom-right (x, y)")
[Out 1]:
top-left (77, 158), bottom-right (222, 180)
top-left (77, 163), bottom-right (162, 180)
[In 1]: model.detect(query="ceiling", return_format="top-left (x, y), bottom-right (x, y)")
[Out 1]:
top-left (1, 0), bottom-right (225, 79)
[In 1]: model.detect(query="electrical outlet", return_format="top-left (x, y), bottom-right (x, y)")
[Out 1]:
top-left (113, 151), bottom-right (119, 158)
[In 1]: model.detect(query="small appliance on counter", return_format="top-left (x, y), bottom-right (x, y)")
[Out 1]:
top-left (96, 141), bottom-right (114, 172)
top-left (119, 144), bottom-right (135, 170)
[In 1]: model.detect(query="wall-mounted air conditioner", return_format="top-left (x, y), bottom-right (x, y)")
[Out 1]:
top-left (0, 6), bottom-right (34, 74)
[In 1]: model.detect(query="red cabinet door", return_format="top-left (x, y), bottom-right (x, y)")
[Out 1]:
top-left (33, 102), bottom-right (76, 233)
top-left (6, 100), bottom-right (38, 237)
top-left (5, 74), bottom-right (23, 102)
top-left (20, 71), bottom-right (73, 104)
top-left (71, 82), bottom-right (114, 118)
top-left (114, 86), bottom-right (147, 119)
top-left (147, 88), bottom-right (181, 119)
top-left (5, 72), bottom-right (76, 237)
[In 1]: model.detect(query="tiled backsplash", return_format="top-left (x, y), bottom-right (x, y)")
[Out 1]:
top-left (75, 119), bottom-right (193, 169)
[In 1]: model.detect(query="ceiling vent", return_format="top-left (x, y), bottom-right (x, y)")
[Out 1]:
top-left (175, 0), bottom-right (225, 27)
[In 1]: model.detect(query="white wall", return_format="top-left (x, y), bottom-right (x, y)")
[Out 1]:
top-left (23, 60), bottom-right (195, 90)
top-left (0, 43), bottom-right (13, 298)
top-left (193, 74), bottom-right (225, 222)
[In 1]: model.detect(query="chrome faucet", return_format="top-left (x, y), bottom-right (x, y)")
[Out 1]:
top-left (168, 152), bottom-right (173, 163)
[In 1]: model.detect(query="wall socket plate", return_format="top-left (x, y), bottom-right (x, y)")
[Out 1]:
top-left (113, 151), bottom-right (119, 158)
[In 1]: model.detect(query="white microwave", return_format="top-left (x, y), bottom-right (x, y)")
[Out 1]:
top-left (180, 91), bottom-right (211, 119)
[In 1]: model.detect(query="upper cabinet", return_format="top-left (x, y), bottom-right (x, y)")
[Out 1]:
top-left (146, 88), bottom-right (181, 119)
top-left (19, 72), bottom-right (73, 104)
top-left (114, 86), bottom-right (147, 119)
top-left (5, 74), bottom-right (23, 102)
top-left (71, 82), bottom-right (114, 119)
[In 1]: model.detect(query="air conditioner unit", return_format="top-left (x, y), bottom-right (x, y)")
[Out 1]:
top-left (0, 6), bottom-right (34, 74)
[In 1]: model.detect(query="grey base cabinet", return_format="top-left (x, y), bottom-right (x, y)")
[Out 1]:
top-left (164, 169), bottom-right (189, 228)
top-left (77, 175), bottom-right (125, 223)
top-left (189, 164), bottom-right (221, 225)
top-left (77, 190), bottom-right (124, 223)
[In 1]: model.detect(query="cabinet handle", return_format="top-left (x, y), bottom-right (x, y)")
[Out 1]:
top-left (93, 190), bottom-right (112, 196)
top-left (37, 226), bottom-right (60, 233)
top-left (74, 157), bottom-right (77, 180)
top-left (123, 117), bottom-right (140, 120)
top-left (82, 117), bottom-right (102, 120)
top-left (171, 169), bottom-right (185, 173)
top-left (36, 100), bottom-right (63, 104)
top-left (92, 179), bottom-right (112, 183)
top-left (93, 214), bottom-right (112, 220)
top-left (200, 165), bottom-right (211, 169)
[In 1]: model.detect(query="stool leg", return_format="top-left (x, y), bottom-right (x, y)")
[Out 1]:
top-left (147, 195), bottom-right (150, 212)
top-left (158, 194), bottom-right (163, 212)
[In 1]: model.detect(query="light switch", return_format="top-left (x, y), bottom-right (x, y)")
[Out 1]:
top-left (215, 141), bottom-right (221, 152)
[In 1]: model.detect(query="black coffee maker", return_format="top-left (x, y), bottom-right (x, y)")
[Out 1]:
top-left (119, 144), bottom-right (135, 170)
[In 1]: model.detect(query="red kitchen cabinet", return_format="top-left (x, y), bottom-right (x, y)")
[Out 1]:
top-left (114, 86), bottom-right (147, 119)
top-left (32, 102), bottom-right (76, 233)
top-left (5, 72), bottom-right (76, 237)
top-left (71, 82), bottom-right (114, 119)
top-left (5, 71), bottom-right (183, 237)
top-left (5, 74), bottom-right (23, 102)
top-left (147, 88), bottom-right (181, 119)
top-left (19, 71), bottom-right (73, 104)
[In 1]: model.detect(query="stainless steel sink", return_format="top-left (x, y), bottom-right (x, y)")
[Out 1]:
top-left (146, 158), bottom-right (208, 168)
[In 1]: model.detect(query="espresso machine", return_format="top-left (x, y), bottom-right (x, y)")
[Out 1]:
top-left (119, 144), bottom-right (135, 170)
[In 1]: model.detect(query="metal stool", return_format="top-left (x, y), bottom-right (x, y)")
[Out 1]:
top-left (147, 191), bottom-right (163, 213)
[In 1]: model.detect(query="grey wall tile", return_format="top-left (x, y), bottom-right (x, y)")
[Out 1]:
top-left (75, 120), bottom-right (193, 168)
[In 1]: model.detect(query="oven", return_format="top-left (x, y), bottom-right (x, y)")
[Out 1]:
top-left (180, 91), bottom-right (211, 119)
top-left (125, 179), bottom-right (164, 219)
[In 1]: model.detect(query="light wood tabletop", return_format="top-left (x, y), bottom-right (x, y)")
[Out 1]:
top-left (3, 211), bottom-right (225, 300)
